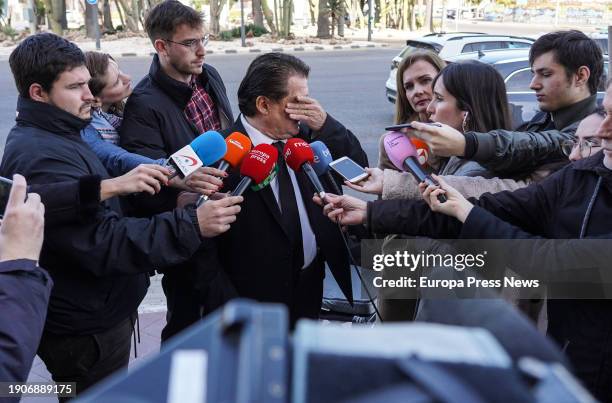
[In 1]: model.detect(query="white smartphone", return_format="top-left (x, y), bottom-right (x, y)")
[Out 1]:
top-left (329, 157), bottom-right (369, 183)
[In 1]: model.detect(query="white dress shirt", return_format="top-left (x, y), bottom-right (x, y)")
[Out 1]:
top-left (241, 115), bottom-right (318, 269)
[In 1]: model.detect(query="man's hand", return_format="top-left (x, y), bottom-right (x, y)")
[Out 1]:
top-left (313, 193), bottom-right (367, 226)
top-left (0, 174), bottom-right (45, 262)
top-left (185, 167), bottom-right (227, 196)
top-left (196, 195), bottom-right (243, 237)
top-left (285, 96), bottom-right (327, 131)
top-left (419, 175), bottom-right (473, 223)
top-left (408, 121), bottom-right (466, 157)
top-left (345, 167), bottom-right (383, 195)
top-left (101, 164), bottom-right (170, 200)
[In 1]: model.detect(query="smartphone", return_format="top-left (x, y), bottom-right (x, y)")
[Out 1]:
top-left (329, 157), bottom-right (369, 183)
top-left (0, 177), bottom-right (13, 218)
top-left (384, 122), bottom-right (442, 131)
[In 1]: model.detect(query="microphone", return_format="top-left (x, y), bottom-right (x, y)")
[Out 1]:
top-left (283, 138), bottom-right (326, 200)
top-left (310, 141), bottom-right (341, 195)
top-left (383, 132), bottom-right (447, 203)
top-left (165, 131), bottom-right (227, 179)
top-left (230, 144), bottom-right (278, 196)
top-left (196, 132), bottom-right (252, 207)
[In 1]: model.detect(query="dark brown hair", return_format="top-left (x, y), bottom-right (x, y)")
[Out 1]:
top-left (529, 30), bottom-right (604, 95)
top-left (238, 53), bottom-right (310, 117)
top-left (84, 51), bottom-right (124, 114)
top-left (9, 33), bottom-right (85, 98)
top-left (432, 60), bottom-right (512, 132)
top-left (144, 0), bottom-right (203, 43)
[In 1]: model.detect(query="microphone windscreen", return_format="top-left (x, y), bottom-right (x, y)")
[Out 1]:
top-left (410, 138), bottom-right (431, 167)
top-left (383, 131), bottom-right (417, 171)
top-left (283, 138), bottom-right (314, 172)
top-left (310, 141), bottom-right (333, 176)
top-left (191, 131), bottom-right (227, 166)
top-left (240, 143), bottom-right (278, 184)
top-left (224, 132), bottom-right (252, 168)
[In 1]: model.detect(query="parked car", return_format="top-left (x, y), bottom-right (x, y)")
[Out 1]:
top-left (591, 32), bottom-right (609, 55)
top-left (445, 49), bottom-right (609, 127)
top-left (385, 33), bottom-right (535, 103)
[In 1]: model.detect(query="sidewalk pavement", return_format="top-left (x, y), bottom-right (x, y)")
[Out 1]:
top-left (0, 25), bottom-right (404, 61)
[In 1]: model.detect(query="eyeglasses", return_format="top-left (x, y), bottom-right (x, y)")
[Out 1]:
top-left (561, 137), bottom-right (602, 158)
top-left (164, 34), bottom-right (209, 51)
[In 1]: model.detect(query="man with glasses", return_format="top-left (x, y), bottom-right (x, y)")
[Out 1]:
top-left (120, 0), bottom-right (234, 341)
top-left (563, 108), bottom-right (606, 161)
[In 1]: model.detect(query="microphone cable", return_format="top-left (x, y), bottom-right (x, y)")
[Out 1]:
top-left (335, 218), bottom-right (383, 323)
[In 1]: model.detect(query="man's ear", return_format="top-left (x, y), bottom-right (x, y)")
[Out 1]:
top-left (28, 83), bottom-right (49, 103)
top-left (574, 66), bottom-right (591, 89)
top-left (255, 96), bottom-right (270, 115)
top-left (153, 38), bottom-right (168, 55)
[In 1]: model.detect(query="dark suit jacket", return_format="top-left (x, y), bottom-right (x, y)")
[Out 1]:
top-left (215, 114), bottom-right (368, 318)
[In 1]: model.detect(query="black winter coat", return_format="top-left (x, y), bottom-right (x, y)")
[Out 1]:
top-left (0, 98), bottom-right (203, 336)
top-left (368, 151), bottom-right (612, 402)
top-left (120, 55), bottom-right (233, 215)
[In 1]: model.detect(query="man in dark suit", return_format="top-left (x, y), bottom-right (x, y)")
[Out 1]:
top-left (216, 53), bottom-right (368, 323)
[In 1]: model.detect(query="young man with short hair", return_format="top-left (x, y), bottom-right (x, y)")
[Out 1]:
top-left (119, 0), bottom-right (235, 341)
top-left (2, 33), bottom-right (241, 395)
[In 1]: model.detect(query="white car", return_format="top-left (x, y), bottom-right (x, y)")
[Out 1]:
top-left (385, 32), bottom-right (535, 103)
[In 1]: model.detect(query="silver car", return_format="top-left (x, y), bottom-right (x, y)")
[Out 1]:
top-left (385, 32), bottom-right (535, 103)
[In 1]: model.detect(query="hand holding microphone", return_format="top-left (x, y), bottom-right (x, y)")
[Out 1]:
top-left (420, 175), bottom-right (473, 222)
top-left (196, 132), bottom-right (252, 207)
top-left (164, 130), bottom-right (226, 179)
top-left (383, 132), bottom-right (447, 203)
top-left (101, 164), bottom-right (172, 199)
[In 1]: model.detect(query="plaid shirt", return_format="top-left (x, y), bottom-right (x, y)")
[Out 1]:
top-left (184, 76), bottom-right (221, 133)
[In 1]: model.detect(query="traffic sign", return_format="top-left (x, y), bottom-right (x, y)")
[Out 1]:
top-left (86, 0), bottom-right (98, 5)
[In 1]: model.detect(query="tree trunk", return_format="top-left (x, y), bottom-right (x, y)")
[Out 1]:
top-left (281, 0), bottom-right (292, 37)
top-left (43, 0), bottom-right (66, 34)
top-left (316, 1), bottom-right (330, 38)
top-left (209, 0), bottom-right (226, 35)
top-left (308, 0), bottom-right (317, 25)
top-left (378, 0), bottom-right (388, 28)
top-left (114, 0), bottom-right (125, 27)
top-left (425, 0), bottom-right (433, 31)
top-left (103, 0), bottom-right (113, 31)
top-left (252, 0), bottom-right (264, 26)
top-left (116, 0), bottom-right (139, 31)
top-left (85, 1), bottom-right (97, 38)
top-left (351, 0), bottom-right (364, 28)
top-left (261, 0), bottom-right (277, 34)
top-left (337, 12), bottom-right (344, 36)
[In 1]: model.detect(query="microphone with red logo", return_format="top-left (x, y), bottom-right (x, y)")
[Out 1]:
top-left (196, 132), bottom-right (252, 207)
top-left (410, 138), bottom-right (431, 167)
top-left (230, 144), bottom-right (278, 196)
top-left (383, 131), bottom-right (446, 203)
top-left (165, 131), bottom-right (227, 179)
top-left (283, 138), bottom-right (326, 200)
